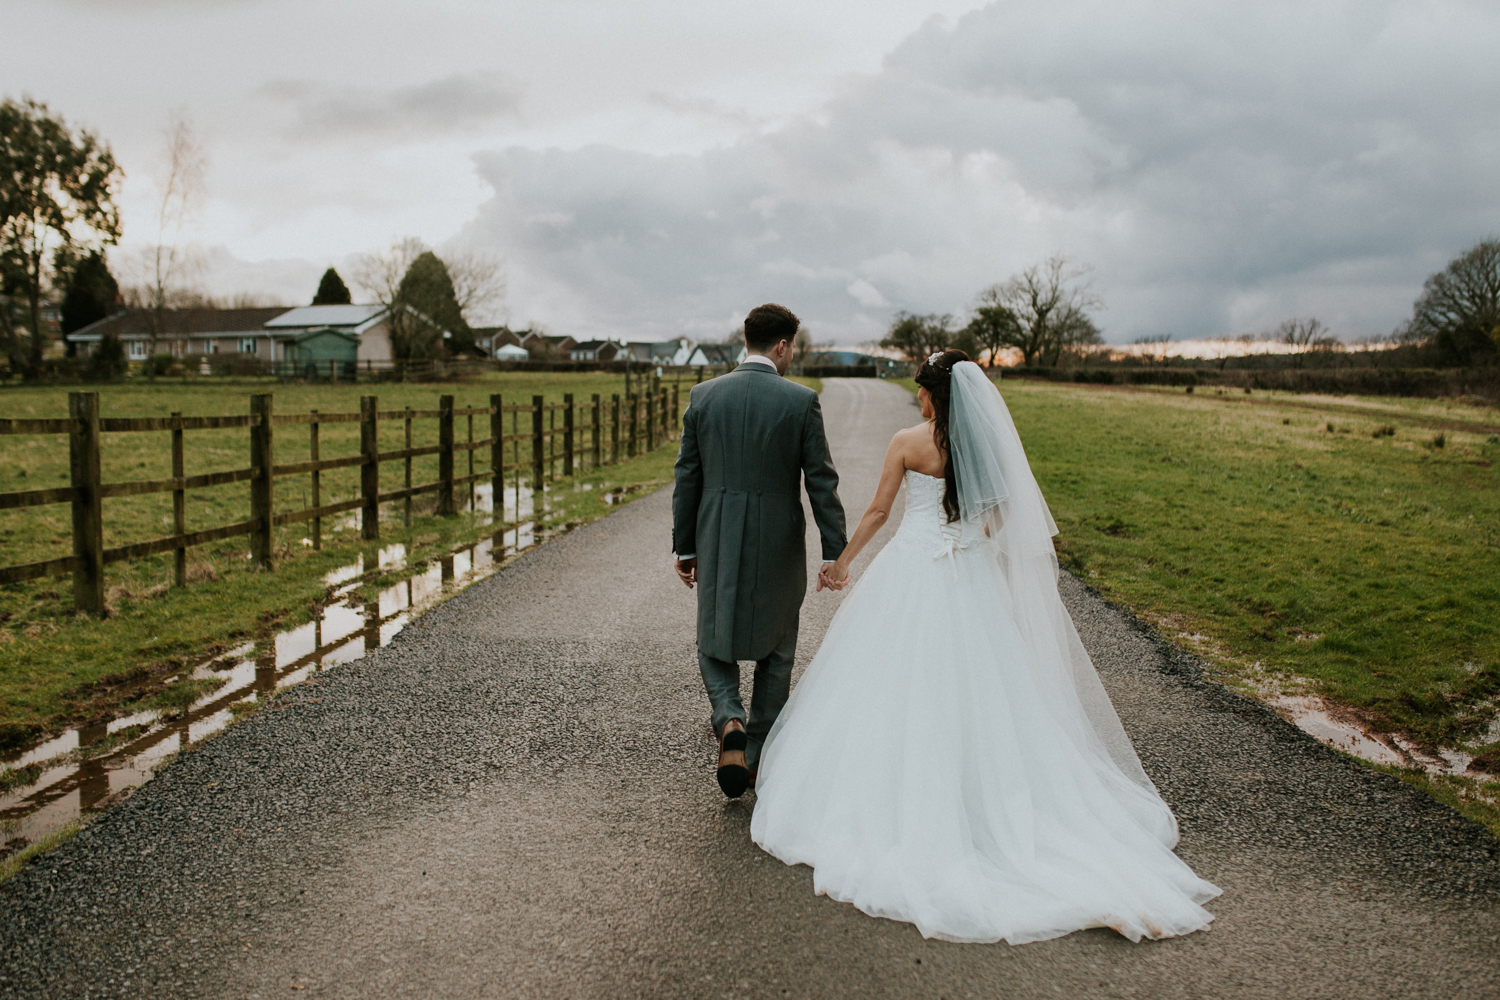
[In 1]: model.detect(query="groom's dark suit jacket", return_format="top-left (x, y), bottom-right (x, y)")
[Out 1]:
top-left (673, 361), bottom-right (847, 663)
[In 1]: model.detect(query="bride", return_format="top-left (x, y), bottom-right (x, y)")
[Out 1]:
top-left (749, 350), bottom-right (1221, 945)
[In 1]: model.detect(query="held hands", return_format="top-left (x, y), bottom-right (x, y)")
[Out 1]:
top-left (817, 560), bottom-right (851, 592)
top-left (674, 557), bottom-right (697, 589)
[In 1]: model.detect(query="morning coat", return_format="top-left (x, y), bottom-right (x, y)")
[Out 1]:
top-left (672, 361), bottom-right (847, 662)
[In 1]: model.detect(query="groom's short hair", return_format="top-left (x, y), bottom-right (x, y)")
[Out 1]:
top-left (743, 303), bottom-right (800, 353)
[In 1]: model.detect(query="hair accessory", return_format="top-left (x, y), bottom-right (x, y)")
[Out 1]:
top-left (927, 352), bottom-right (945, 367)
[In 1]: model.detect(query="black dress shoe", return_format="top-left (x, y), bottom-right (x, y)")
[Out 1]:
top-left (717, 724), bottom-right (750, 798)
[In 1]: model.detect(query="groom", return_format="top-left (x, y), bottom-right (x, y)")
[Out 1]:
top-left (672, 304), bottom-right (847, 798)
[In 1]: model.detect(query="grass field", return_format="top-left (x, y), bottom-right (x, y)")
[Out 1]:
top-left (0, 372), bottom-right (691, 569)
top-left (0, 371), bottom-right (722, 750)
top-left (894, 378), bottom-right (1499, 742)
top-left (0, 370), bottom-right (820, 752)
top-left (896, 375), bottom-right (1500, 831)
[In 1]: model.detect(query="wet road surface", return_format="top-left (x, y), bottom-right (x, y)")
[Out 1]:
top-left (1, 378), bottom-right (1497, 999)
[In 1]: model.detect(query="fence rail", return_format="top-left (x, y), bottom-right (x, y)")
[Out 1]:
top-left (0, 384), bottom-right (682, 614)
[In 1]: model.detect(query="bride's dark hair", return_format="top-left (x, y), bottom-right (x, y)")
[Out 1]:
top-left (914, 348), bottom-right (969, 522)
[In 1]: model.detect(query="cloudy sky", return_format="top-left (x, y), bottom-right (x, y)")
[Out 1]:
top-left (5, 0), bottom-right (1498, 345)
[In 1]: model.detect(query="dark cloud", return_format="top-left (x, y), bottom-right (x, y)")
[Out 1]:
top-left (259, 72), bottom-right (522, 140)
top-left (466, 0), bottom-right (1500, 344)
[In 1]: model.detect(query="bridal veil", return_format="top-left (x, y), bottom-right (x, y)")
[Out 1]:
top-left (948, 361), bottom-right (1167, 809)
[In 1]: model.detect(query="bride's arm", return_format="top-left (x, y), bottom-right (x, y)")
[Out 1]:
top-left (818, 433), bottom-right (908, 591)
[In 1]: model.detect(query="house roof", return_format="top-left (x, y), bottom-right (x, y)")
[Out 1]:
top-left (572, 340), bottom-right (617, 350)
top-left (690, 344), bottom-right (741, 364)
top-left (293, 327), bottom-right (360, 344)
top-left (66, 307), bottom-right (288, 341)
top-left (264, 305), bottom-right (385, 330)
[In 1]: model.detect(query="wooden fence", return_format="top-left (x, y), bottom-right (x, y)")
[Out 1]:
top-left (0, 385), bottom-right (680, 616)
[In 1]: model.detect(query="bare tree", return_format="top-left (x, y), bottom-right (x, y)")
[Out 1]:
top-left (353, 236), bottom-right (436, 361)
top-left (140, 113), bottom-right (206, 376)
top-left (1131, 333), bottom-right (1173, 365)
top-left (1400, 239), bottom-right (1500, 363)
top-left (972, 256), bottom-right (1102, 366)
top-left (1203, 336), bottom-right (1244, 371)
top-left (443, 247), bottom-right (507, 328)
top-left (1273, 317), bottom-right (1341, 367)
top-left (1277, 317), bottom-right (1331, 349)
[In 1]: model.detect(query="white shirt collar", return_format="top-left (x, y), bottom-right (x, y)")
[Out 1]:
top-left (741, 354), bottom-right (778, 370)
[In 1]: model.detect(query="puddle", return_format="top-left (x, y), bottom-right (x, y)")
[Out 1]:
top-left (0, 510), bottom-right (541, 863)
top-left (1272, 694), bottom-right (1473, 775)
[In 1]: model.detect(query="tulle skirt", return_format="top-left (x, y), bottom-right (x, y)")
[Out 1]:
top-left (749, 532), bottom-right (1222, 945)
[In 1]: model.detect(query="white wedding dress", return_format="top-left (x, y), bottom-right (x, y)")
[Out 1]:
top-left (751, 384), bottom-right (1222, 944)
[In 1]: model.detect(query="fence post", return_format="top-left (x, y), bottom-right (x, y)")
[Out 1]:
top-left (403, 406), bottom-right (413, 528)
top-left (611, 394), bottom-right (621, 464)
top-left (563, 393), bottom-right (575, 477)
top-left (628, 395), bottom-right (639, 458)
top-left (68, 391), bottom-right (104, 617)
top-left (172, 411), bottom-right (186, 585)
top-left (489, 394), bottom-right (504, 523)
top-left (310, 410), bottom-right (321, 550)
top-left (249, 393), bottom-right (275, 570)
top-left (360, 395), bottom-right (380, 541)
top-left (532, 395), bottom-right (545, 490)
top-left (591, 394), bottom-right (602, 469)
top-left (438, 394), bottom-right (455, 517)
top-left (646, 391), bottom-right (656, 452)
top-left (671, 384), bottom-right (680, 439)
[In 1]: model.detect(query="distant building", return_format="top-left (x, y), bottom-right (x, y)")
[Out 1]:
top-left (66, 307), bottom-right (290, 360)
top-left (65, 303), bottom-right (424, 365)
top-left (800, 349), bottom-right (900, 373)
top-left (617, 338), bottom-right (695, 365)
top-left (263, 305), bottom-right (396, 362)
top-left (520, 332), bottom-right (578, 358)
top-left (570, 340), bottom-right (621, 361)
top-left (493, 343), bottom-right (530, 360)
top-left (684, 343), bottom-right (746, 367)
top-left (472, 326), bottom-right (522, 357)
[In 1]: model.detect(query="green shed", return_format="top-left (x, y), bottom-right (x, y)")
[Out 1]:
top-left (290, 327), bottom-right (359, 378)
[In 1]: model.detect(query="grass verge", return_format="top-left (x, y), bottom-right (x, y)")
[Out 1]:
top-left (0, 819), bottom-right (82, 884)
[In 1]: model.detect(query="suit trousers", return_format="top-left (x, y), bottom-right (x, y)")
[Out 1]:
top-left (698, 623), bottom-right (798, 769)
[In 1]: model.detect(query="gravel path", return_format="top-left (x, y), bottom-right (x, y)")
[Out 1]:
top-left (2, 378), bottom-right (1496, 1000)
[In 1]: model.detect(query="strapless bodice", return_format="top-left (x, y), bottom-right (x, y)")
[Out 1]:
top-left (894, 470), bottom-right (974, 558)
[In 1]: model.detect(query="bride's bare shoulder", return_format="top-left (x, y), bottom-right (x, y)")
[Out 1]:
top-left (890, 422), bottom-right (930, 443)
top-left (886, 424), bottom-right (918, 451)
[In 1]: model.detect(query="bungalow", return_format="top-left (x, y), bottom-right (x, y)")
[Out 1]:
top-left (570, 340), bottom-right (621, 362)
top-left (619, 338), bottom-right (694, 365)
top-left (65, 306), bottom-right (288, 360)
top-left (684, 343), bottom-right (746, 367)
top-left (66, 303), bottom-right (403, 365)
top-left (262, 304), bottom-right (395, 363)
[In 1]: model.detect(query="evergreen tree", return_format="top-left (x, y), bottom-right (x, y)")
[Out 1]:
top-left (397, 251), bottom-right (472, 356)
top-left (60, 250), bottom-right (119, 336)
top-left (312, 267), bottom-right (352, 305)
